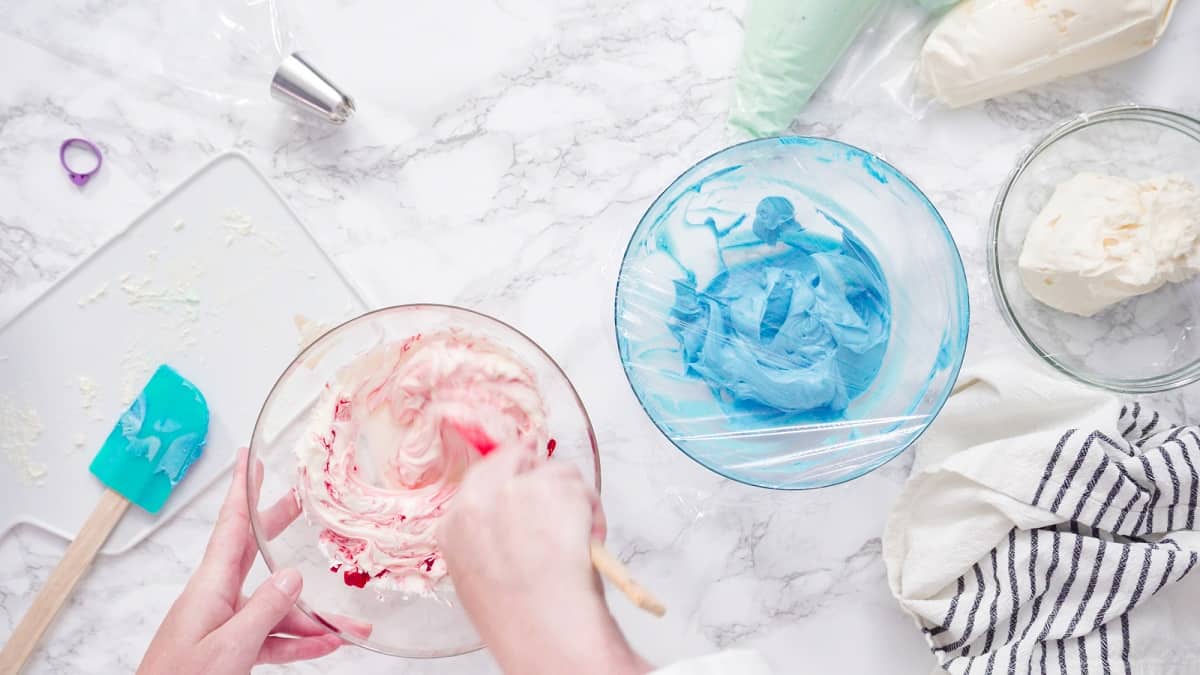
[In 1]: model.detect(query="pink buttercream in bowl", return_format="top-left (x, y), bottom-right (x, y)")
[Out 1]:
top-left (295, 331), bottom-right (550, 594)
top-left (249, 305), bottom-right (599, 657)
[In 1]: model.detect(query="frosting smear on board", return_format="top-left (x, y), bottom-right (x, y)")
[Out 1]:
top-left (294, 331), bottom-right (548, 594)
top-left (668, 195), bottom-right (890, 415)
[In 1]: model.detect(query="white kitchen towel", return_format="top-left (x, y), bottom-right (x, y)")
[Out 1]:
top-left (883, 356), bottom-right (1200, 675)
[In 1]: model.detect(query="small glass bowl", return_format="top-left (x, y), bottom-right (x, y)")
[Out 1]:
top-left (248, 304), bottom-right (600, 657)
top-left (990, 106), bottom-right (1200, 393)
top-left (615, 137), bottom-right (970, 490)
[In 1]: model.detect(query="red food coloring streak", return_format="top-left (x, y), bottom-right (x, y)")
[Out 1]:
top-left (401, 334), bottom-right (421, 352)
top-left (330, 564), bottom-right (341, 573)
top-left (320, 530), bottom-right (366, 558)
top-left (319, 430), bottom-right (335, 454)
top-left (422, 557), bottom-right (436, 572)
top-left (342, 569), bottom-right (371, 588)
top-left (333, 398), bottom-right (352, 422)
top-left (374, 569), bottom-right (389, 579)
top-left (451, 422), bottom-right (497, 456)
top-left (473, 437), bottom-right (497, 456)
top-left (547, 438), bottom-right (557, 457)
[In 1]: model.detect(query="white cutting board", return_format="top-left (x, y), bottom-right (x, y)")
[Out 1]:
top-left (0, 152), bottom-right (367, 554)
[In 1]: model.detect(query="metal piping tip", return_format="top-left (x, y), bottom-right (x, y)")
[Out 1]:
top-left (270, 52), bottom-right (356, 124)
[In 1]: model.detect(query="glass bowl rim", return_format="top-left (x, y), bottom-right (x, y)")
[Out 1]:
top-left (613, 135), bottom-right (971, 491)
top-left (247, 303), bottom-right (601, 658)
top-left (987, 105), bottom-right (1200, 394)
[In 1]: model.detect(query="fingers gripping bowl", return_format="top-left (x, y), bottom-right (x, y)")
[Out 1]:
top-left (248, 305), bottom-right (600, 657)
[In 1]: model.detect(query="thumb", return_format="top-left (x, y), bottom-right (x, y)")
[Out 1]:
top-left (222, 568), bottom-right (303, 645)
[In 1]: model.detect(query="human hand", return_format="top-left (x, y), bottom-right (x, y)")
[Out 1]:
top-left (439, 446), bottom-right (650, 675)
top-left (137, 448), bottom-right (349, 674)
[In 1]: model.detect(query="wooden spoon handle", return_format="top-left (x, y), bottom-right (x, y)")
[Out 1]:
top-left (589, 541), bottom-right (666, 618)
top-left (0, 489), bottom-right (130, 675)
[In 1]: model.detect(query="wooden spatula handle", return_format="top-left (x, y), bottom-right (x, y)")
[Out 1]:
top-left (0, 489), bottom-right (130, 675)
top-left (589, 541), bottom-right (666, 618)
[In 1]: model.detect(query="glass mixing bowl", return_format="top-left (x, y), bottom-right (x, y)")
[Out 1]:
top-left (990, 106), bottom-right (1200, 393)
top-left (615, 137), bottom-right (969, 490)
top-left (248, 304), bottom-right (600, 657)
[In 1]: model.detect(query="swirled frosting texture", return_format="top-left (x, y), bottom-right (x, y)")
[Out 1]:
top-left (295, 331), bottom-right (547, 594)
top-left (668, 195), bottom-right (890, 415)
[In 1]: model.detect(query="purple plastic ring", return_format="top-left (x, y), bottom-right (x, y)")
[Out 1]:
top-left (60, 138), bottom-right (102, 186)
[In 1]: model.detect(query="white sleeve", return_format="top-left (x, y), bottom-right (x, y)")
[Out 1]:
top-left (650, 650), bottom-right (773, 675)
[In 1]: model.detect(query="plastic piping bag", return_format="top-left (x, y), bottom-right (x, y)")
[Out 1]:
top-left (6, 0), bottom-right (299, 111)
top-left (916, 0), bottom-right (962, 10)
top-left (728, 0), bottom-right (883, 138)
top-left (919, 0), bottom-right (1178, 108)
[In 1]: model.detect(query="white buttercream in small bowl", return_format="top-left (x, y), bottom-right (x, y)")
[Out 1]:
top-left (1019, 172), bottom-right (1200, 317)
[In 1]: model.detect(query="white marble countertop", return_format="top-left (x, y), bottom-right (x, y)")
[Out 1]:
top-left (2, 1), bottom-right (1199, 673)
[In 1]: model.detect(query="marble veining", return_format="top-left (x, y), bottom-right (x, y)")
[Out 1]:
top-left (1, 0), bottom-right (1199, 673)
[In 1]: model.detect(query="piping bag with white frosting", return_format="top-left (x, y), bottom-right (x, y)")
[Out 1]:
top-left (919, 0), bottom-right (1178, 108)
top-left (0, 365), bottom-right (209, 673)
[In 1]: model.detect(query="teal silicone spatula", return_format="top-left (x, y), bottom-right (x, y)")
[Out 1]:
top-left (0, 365), bottom-right (209, 674)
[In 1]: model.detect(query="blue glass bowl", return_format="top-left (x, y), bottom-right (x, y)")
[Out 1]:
top-left (615, 137), bottom-right (969, 489)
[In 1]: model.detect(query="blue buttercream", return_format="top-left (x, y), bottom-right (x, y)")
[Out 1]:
top-left (668, 195), bottom-right (890, 415)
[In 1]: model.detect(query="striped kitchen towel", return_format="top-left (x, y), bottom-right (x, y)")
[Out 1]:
top-left (883, 356), bottom-right (1200, 675)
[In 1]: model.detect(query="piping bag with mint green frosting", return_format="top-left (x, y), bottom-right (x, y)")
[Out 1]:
top-left (0, 365), bottom-right (209, 673)
top-left (729, 0), bottom-right (882, 138)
